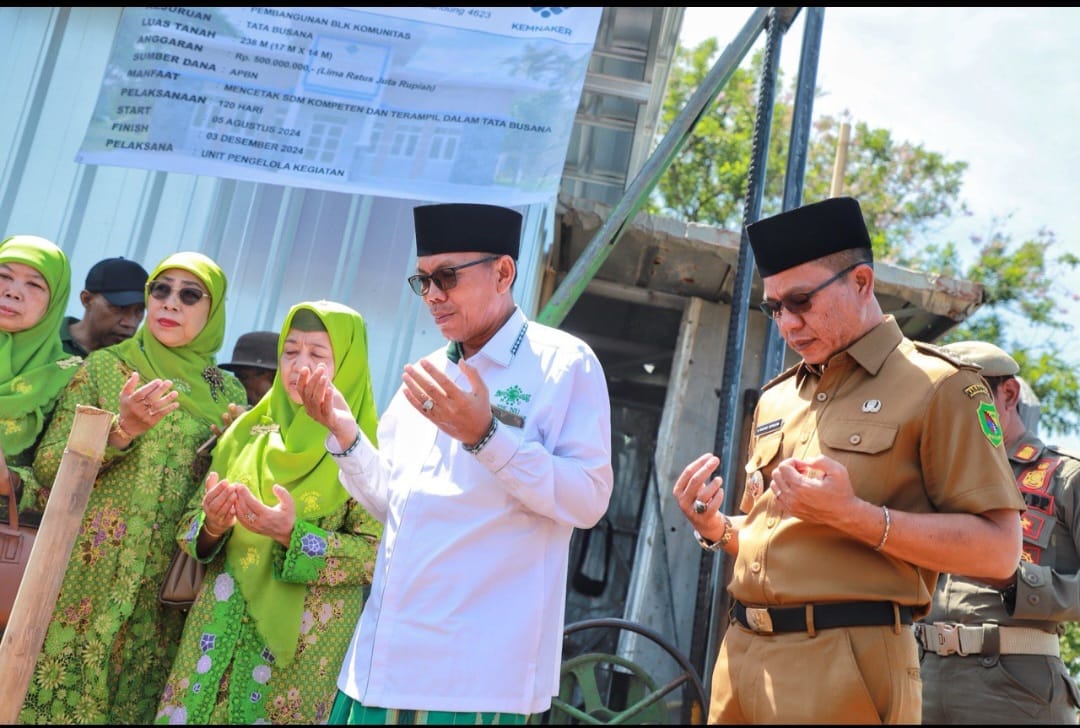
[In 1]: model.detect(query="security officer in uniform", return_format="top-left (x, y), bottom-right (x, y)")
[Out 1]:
top-left (672, 197), bottom-right (1026, 724)
top-left (919, 340), bottom-right (1080, 723)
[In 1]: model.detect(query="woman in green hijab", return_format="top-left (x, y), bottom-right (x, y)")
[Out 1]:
top-left (20, 252), bottom-right (247, 725)
top-left (154, 300), bottom-right (381, 725)
top-left (0, 234), bottom-right (80, 541)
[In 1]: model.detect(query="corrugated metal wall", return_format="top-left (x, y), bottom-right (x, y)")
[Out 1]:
top-left (0, 6), bottom-right (550, 409)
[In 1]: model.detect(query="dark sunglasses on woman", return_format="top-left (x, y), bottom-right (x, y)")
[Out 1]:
top-left (147, 280), bottom-right (210, 306)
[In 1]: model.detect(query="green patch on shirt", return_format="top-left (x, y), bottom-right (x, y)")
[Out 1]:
top-left (977, 401), bottom-right (1003, 448)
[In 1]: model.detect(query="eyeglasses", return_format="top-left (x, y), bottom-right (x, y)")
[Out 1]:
top-left (759, 262), bottom-right (862, 319)
top-left (407, 255), bottom-right (500, 296)
top-left (147, 280), bottom-right (210, 306)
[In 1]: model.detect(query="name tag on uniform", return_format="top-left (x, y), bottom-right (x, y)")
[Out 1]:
top-left (755, 419), bottom-right (782, 436)
top-left (492, 404), bottom-right (525, 428)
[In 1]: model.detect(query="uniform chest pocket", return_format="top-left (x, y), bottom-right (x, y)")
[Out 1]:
top-left (820, 420), bottom-right (898, 454)
top-left (745, 432), bottom-right (783, 475)
top-left (743, 433), bottom-right (783, 504)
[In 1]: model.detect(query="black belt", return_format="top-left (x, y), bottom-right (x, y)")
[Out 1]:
top-left (733, 600), bottom-right (913, 634)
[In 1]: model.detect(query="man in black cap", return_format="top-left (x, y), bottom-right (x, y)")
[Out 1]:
top-left (219, 330), bottom-right (279, 405)
top-left (297, 202), bottom-right (614, 723)
top-left (61, 256), bottom-right (148, 356)
top-left (671, 196), bottom-right (1025, 723)
top-left (919, 340), bottom-right (1080, 723)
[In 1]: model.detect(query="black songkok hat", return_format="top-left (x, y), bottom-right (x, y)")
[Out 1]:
top-left (413, 203), bottom-right (522, 259)
top-left (745, 196), bottom-right (872, 277)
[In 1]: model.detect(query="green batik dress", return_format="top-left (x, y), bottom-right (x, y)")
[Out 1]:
top-left (154, 498), bottom-right (381, 724)
top-left (19, 349), bottom-right (244, 725)
top-left (3, 408), bottom-right (52, 525)
top-left (2, 354), bottom-right (81, 528)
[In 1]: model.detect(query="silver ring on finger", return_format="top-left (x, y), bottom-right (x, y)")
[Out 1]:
top-left (692, 499), bottom-right (707, 514)
top-left (422, 398), bottom-right (435, 412)
top-left (246, 513), bottom-right (256, 523)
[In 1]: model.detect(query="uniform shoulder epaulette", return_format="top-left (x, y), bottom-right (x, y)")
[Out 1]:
top-left (761, 362), bottom-right (799, 392)
top-left (913, 340), bottom-right (978, 370)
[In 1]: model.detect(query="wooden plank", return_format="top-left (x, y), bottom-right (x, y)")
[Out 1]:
top-left (0, 405), bottom-right (112, 722)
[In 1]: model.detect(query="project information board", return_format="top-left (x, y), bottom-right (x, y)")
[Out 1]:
top-left (77, 7), bottom-right (602, 205)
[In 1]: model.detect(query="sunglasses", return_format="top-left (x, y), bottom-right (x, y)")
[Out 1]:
top-left (759, 262), bottom-right (862, 319)
top-left (408, 254), bottom-right (500, 296)
top-left (147, 280), bottom-right (210, 306)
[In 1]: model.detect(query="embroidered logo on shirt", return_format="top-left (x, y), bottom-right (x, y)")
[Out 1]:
top-left (754, 419), bottom-right (782, 437)
top-left (977, 401), bottom-right (1003, 448)
top-left (495, 385), bottom-right (530, 415)
top-left (861, 399), bottom-right (882, 413)
top-left (964, 382), bottom-right (990, 399)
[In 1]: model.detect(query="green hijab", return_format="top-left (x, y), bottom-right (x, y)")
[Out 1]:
top-left (215, 300), bottom-right (379, 666)
top-left (0, 235), bottom-right (80, 455)
top-left (110, 251), bottom-right (232, 426)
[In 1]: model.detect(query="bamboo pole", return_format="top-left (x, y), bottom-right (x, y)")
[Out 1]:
top-left (829, 121), bottom-right (851, 197)
top-left (0, 406), bottom-right (113, 722)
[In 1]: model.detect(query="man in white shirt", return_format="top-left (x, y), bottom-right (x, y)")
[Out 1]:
top-left (299, 202), bottom-right (614, 724)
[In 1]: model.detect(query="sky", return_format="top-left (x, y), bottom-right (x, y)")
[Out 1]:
top-left (678, 7), bottom-right (1080, 450)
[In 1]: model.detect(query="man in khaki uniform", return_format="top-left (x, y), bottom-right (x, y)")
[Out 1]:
top-left (672, 197), bottom-right (1026, 724)
top-left (920, 341), bottom-right (1080, 723)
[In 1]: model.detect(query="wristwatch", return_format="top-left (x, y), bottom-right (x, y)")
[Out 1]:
top-left (694, 514), bottom-right (733, 552)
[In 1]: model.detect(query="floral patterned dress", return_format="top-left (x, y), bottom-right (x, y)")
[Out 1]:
top-left (3, 411), bottom-right (45, 524)
top-left (19, 349), bottom-right (245, 724)
top-left (154, 497), bottom-right (380, 724)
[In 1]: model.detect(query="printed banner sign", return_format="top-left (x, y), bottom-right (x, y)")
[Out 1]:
top-left (76, 7), bottom-right (602, 205)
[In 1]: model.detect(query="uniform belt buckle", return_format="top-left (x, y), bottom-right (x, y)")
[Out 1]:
top-left (745, 607), bottom-right (774, 634)
top-left (932, 622), bottom-right (964, 656)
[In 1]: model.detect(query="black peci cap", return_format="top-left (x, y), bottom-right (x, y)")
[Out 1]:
top-left (413, 203), bottom-right (522, 259)
top-left (745, 197), bottom-right (872, 278)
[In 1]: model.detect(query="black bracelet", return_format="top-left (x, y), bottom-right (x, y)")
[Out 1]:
top-left (464, 417), bottom-right (498, 455)
top-left (330, 430), bottom-right (362, 458)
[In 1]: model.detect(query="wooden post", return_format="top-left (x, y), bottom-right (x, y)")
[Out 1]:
top-left (0, 406), bottom-right (112, 722)
top-left (830, 121), bottom-right (851, 198)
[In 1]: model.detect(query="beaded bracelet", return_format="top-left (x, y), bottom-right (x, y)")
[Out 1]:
top-left (464, 417), bottom-right (498, 455)
top-left (330, 430), bottom-right (362, 458)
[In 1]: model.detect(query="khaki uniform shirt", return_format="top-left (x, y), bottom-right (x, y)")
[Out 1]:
top-left (735, 317), bottom-right (1025, 618)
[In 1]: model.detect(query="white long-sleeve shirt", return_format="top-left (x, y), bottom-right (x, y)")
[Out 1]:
top-left (334, 307), bottom-right (614, 715)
